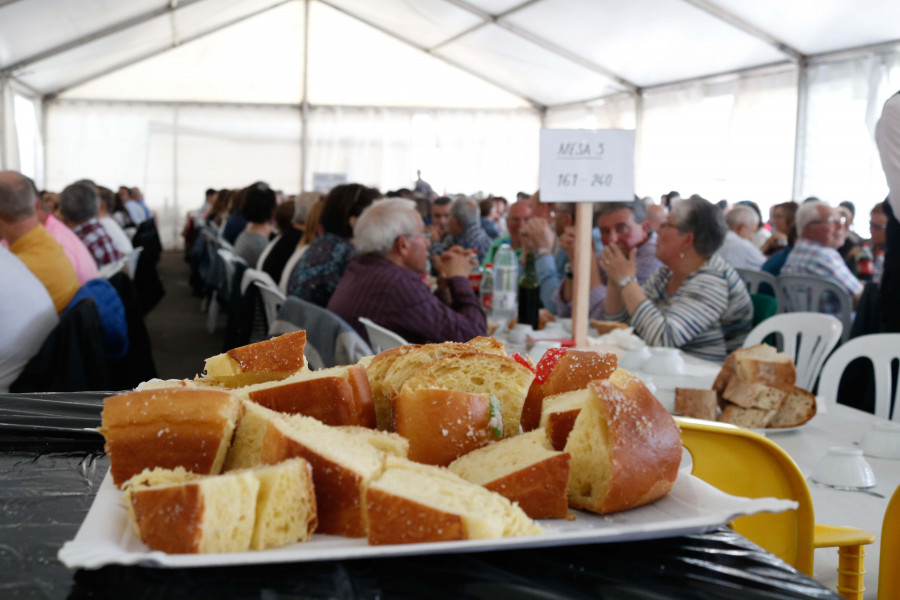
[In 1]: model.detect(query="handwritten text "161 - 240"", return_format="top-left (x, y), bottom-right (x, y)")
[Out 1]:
top-left (557, 173), bottom-right (614, 187)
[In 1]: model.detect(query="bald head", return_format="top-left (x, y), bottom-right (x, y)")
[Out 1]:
top-left (0, 171), bottom-right (38, 222)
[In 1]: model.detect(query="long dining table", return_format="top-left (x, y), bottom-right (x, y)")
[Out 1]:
top-left (605, 345), bottom-right (897, 600)
top-left (0, 390), bottom-right (844, 600)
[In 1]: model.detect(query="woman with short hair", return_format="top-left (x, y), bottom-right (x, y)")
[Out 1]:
top-left (603, 195), bottom-right (752, 361)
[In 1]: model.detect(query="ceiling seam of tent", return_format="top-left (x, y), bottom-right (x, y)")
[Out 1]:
top-left (439, 0), bottom-right (639, 93)
top-left (0, 0), bottom-right (27, 9)
top-left (316, 0), bottom-right (545, 110)
top-left (43, 0), bottom-right (294, 101)
top-left (676, 0), bottom-right (804, 62)
top-left (428, 0), bottom-right (539, 52)
top-left (46, 97), bottom-right (541, 115)
top-left (807, 38), bottom-right (900, 65)
top-left (0, 0), bottom-right (210, 76)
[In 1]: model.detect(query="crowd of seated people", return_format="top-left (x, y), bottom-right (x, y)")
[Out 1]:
top-left (0, 170), bottom-right (158, 392)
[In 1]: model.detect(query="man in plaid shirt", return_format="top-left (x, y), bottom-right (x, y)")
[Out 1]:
top-left (59, 181), bottom-right (123, 268)
top-left (782, 201), bottom-right (863, 315)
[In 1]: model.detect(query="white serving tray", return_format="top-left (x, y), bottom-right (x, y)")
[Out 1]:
top-left (59, 469), bottom-right (795, 570)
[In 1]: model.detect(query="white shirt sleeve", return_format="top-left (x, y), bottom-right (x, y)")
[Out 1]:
top-left (875, 93), bottom-right (900, 215)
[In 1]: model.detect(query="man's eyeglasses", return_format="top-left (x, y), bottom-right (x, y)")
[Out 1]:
top-left (405, 231), bottom-right (432, 241)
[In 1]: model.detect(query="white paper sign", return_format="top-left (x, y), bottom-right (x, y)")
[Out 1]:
top-left (312, 172), bottom-right (347, 193)
top-left (539, 129), bottom-right (635, 202)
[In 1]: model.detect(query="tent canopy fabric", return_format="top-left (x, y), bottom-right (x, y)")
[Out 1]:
top-left (2, 0), bottom-right (899, 108)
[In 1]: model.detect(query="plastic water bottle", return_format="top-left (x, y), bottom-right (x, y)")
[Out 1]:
top-left (491, 243), bottom-right (518, 326)
top-left (479, 263), bottom-right (494, 314)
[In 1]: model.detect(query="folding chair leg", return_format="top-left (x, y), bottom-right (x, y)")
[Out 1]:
top-left (207, 299), bottom-right (219, 333)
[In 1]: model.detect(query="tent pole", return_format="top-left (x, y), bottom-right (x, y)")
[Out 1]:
top-left (0, 77), bottom-right (6, 170)
top-left (635, 91), bottom-right (644, 196)
top-left (300, 0), bottom-right (309, 193)
top-left (792, 61), bottom-right (809, 202)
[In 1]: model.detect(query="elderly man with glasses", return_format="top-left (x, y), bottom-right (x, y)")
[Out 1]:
top-left (782, 200), bottom-right (863, 311)
top-left (328, 198), bottom-right (486, 345)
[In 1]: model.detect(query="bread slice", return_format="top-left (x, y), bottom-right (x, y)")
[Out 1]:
top-left (100, 388), bottom-right (240, 488)
top-left (674, 388), bottom-right (718, 421)
top-left (223, 401), bottom-right (282, 471)
top-left (400, 353), bottom-right (535, 437)
top-left (538, 390), bottom-right (590, 451)
top-left (200, 331), bottom-right (308, 387)
top-left (521, 349), bottom-right (617, 431)
top-left (565, 370), bottom-right (681, 514)
top-left (234, 364), bottom-right (375, 428)
top-left (259, 414), bottom-right (386, 537)
top-left (123, 459), bottom-right (317, 553)
top-left (719, 404), bottom-right (779, 428)
top-left (392, 387), bottom-right (498, 466)
top-left (590, 320), bottom-right (629, 336)
top-left (125, 468), bottom-right (260, 553)
top-left (712, 352), bottom-right (736, 395)
top-left (448, 430), bottom-right (570, 519)
top-left (722, 377), bottom-right (787, 411)
top-left (380, 343), bottom-right (484, 406)
top-left (335, 426), bottom-right (410, 457)
top-left (365, 456), bottom-right (541, 545)
top-left (365, 344), bottom-right (421, 430)
top-left (249, 458), bottom-right (318, 550)
top-left (733, 344), bottom-right (796, 389)
top-left (768, 386), bottom-right (817, 428)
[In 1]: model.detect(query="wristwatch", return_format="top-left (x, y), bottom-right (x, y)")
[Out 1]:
top-left (617, 275), bottom-right (636, 288)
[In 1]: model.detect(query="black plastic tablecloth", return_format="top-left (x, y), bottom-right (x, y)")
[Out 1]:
top-left (0, 393), bottom-right (840, 600)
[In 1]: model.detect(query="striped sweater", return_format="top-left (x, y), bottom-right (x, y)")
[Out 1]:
top-left (609, 253), bottom-right (752, 362)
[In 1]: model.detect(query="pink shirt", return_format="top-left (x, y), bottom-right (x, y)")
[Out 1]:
top-left (43, 214), bottom-right (99, 284)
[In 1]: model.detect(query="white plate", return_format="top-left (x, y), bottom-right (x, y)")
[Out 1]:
top-left (58, 469), bottom-right (795, 570)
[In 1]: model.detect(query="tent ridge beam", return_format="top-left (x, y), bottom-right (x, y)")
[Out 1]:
top-left (807, 38), bottom-right (900, 64)
top-left (428, 0), bottom-right (544, 53)
top-left (0, 0), bottom-right (210, 76)
top-left (677, 0), bottom-right (805, 62)
top-left (44, 0), bottom-right (293, 100)
top-left (441, 0), bottom-right (638, 93)
top-left (640, 59), bottom-right (794, 93)
top-left (317, 0), bottom-right (545, 110)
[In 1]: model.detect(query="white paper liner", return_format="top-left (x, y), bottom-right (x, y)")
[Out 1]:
top-left (59, 468), bottom-right (796, 570)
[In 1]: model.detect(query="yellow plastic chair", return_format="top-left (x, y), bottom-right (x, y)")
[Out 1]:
top-left (879, 484), bottom-right (900, 599)
top-left (677, 417), bottom-right (875, 599)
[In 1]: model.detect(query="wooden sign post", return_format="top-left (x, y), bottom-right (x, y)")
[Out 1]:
top-left (539, 129), bottom-right (635, 348)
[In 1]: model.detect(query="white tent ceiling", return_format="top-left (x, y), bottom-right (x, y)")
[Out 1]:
top-left (2, 0), bottom-right (900, 109)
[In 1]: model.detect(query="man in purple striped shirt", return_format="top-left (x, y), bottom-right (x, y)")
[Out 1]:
top-left (328, 198), bottom-right (486, 345)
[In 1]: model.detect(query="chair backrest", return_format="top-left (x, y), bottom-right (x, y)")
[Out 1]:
top-left (737, 268), bottom-right (785, 309)
top-left (216, 248), bottom-right (246, 297)
top-left (817, 334), bottom-right (900, 422)
top-left (743, 312), bottom-right (843, 392)
top-left (880, 484), bottom-right (900, 599)
top-left (125, 246), bottom-right (143, 280)
top-left (749, 293), bottom-right (778, 328)
top-left (777, 273), bottom-right (853, 342)
top-left (254, 280), bottom-right (286, 336)
top-left (98, 257), bottom-right (126, 279)
top-left (676, 417), bottom-right (815, 576)
top-left (358, 317), bottom-right (409, 353)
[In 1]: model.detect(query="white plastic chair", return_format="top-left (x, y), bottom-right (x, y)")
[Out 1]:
top-left (742, 312), bottom-right (843, 392)
top-left (125, 246), bottom-right (143, 280)
top-left (98, 257), bottom-right (126, 279)
top-left (737, 268), bottom-right (786, 313)
top-left (817, 334), bottom-right (900, 422)
top-left (777, 273), bottom-right (854, 342)
top-left (358, 317), bottom-right (408, 353)
top-left (207, 248), bottom-right (246, 333)
top-left (254, 280), bottom-right (286, 337)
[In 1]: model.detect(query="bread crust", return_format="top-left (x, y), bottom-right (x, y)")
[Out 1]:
top-left (130, 484), bottom-right (205, 553)
top-left (483, 453), bottom-right (570, 519)
top-left (100, 389), bottom-right (240, 487)
top-left (521, 350), bottom-right (617, 431)
top-left (674, 388), bottom-right (718, 421)
top-left (393, 388), bottom-right (496, 466)
top-left (366, 488), bottom-right (465, 545)
top-left (366, 345), bottom-right (422, 430)
top-left (247, 365), bottom-right (375, 428)
top-left (259, 420), bottom-right (370, 537)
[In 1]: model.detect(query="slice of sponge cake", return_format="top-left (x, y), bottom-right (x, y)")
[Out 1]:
top-left (448, 430), bottom-right (570, 519)
top-left (200, 331), bottom-right (308, 387)
top-left (366, 456), bottom-right (541, 545)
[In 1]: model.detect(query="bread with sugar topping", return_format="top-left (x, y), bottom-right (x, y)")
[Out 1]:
top-left (565, 370), bottom-right (681, 514)
top-left (100, 388), bottom-right (240, 488)
top-left (200, 331), bottom-right (308, 387)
